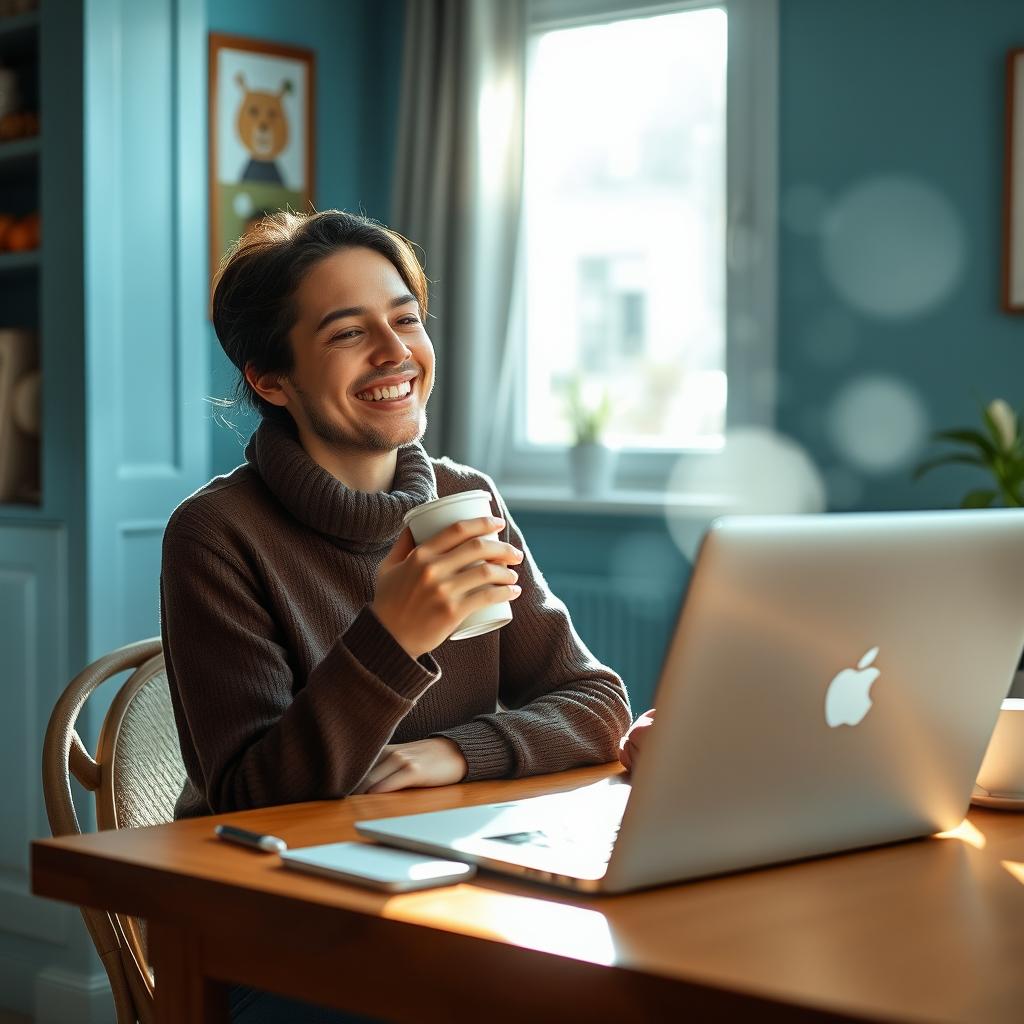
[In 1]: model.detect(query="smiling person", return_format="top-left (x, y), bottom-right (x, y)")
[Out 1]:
top-left (160, 208), bottom-right (631, 824)
top-left (159, 210), bottom-right (632, 1021)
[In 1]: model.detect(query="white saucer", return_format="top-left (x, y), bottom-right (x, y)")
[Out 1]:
top-left (970, 786), bottom-right (1024, 811)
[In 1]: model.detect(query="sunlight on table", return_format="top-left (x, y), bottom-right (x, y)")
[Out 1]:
top-left (384, 889), bottom-right (617, 966)
top-left (1001, 860), bottom-right (1024, 886)
top-left (933, 819), bottom-right (986, 850)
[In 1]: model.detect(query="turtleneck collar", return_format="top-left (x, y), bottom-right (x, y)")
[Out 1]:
top-left (246, 415), bottom-right (437, 554)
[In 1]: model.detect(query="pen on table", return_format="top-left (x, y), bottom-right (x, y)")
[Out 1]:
top-left (214, 824), bottom-right (288, 854)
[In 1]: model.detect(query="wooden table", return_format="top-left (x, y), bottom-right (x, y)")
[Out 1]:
top-left (31, 765), bottom-right (1024, 1023)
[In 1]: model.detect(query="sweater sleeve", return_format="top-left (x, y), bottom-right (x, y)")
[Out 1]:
top-left (433, 478), bottom-right (633, 780)
top-left (160, 518), bottom-right (440, 813)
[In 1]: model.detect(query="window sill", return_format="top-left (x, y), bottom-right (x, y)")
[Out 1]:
top-left (495, 483), bottom-right (731, 519)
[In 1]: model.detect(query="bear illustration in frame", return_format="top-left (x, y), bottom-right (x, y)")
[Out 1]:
top-left (208, 33), bottom-right (316, 308)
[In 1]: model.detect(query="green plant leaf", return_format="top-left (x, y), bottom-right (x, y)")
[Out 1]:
top-left (983, 400), bottom-right (1021, 453)
top-left (562, 373), bottom-right (613, 444)
top-left (931, 428), bottom-right (997, 460)
top-left (982, 406), bottom-right (1004, 450)
top-left (1004, 452), bottom-right (1024, 480)
top-left (911, 453), bottom-right (985, 480)
top-left (960, 489), bottom-right (996, 508)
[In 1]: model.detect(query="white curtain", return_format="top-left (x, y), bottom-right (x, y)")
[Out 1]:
top-left (390, 0), bottom-right (527, 470)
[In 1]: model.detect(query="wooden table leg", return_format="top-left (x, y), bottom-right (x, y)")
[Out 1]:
top-left (148, 922), bottom-right (229, 1023)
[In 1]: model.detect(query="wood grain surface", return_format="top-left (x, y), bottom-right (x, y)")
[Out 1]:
top-left (31, 764), bottom-right (1024, 1023)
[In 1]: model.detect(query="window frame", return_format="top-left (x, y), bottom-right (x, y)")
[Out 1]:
top-left (488, 0), bottom-right (779, 496)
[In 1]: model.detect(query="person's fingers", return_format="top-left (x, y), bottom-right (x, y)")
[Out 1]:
top-left (367, 763), bottom-right (420, 794)
top-left (369, 744), bottom-right (394, 770)
top-left (619, 710), bottom-right (657, 772)
top-left (441, 560), bottom-right (520, 599)
top-left (379, 527), bottom-right (415, 571)
top-left (460, 582), bottom-right (523, 617)
top-left (618, 735), bottom-right (634, 771)
top-left (361, 749), bottom-right (403, 791)
top-left (430, 538), bottom-right (523, 581)
top-left (416, 516), bottom-right (504, 558)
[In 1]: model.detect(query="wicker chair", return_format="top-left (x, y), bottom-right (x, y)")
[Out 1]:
top-left (42, 638), bottom-right (186, 1024)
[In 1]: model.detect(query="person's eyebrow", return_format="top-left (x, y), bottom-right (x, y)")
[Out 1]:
top-left (315, 293), bottom-right (418, 334)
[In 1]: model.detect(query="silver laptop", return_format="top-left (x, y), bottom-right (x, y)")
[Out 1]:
top-left (356, 509), bottom-right (1024, 894)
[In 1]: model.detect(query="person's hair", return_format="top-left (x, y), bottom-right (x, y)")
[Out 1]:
top-left (211, 209), bottom-right (429, 422)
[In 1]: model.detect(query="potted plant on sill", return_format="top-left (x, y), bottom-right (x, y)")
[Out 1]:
top-left (564, 374), bottom-right (616, 497)
top-left (914, 397), bottom-right (1024, 695)
top-left (912, 398), bottom-right (1023, 507)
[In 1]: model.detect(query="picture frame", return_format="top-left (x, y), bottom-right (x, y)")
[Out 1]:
top-left (1003, 48), bottom-right (1024, 313)
top-left (208, 33), bottom-right (316, 304)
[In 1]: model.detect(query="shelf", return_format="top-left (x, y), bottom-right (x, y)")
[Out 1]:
top-left (0, 248), bottom-right (39, 274)
top-left (0, 503), bottom-right (47, 523)
top-left (0, 136), bottom-right (39, 185)
top-left (0, 136), bottom-right (39, 165)
top-left (0, 496), bottom-right (41, 514)
top-left (0, 9), bottom-right (38, 58)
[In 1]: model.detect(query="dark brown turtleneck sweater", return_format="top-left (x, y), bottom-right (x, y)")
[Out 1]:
top-left (160, 416), bottom-right (632, 818)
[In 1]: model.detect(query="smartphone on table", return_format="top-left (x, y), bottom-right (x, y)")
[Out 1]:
top-left (280, 841), bottom-right (475, 892)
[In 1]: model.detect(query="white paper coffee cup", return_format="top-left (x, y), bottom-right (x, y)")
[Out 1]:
top-left (402, 489), bottom-right (514, 641)
top-left (975, 697), bottom-right (1024, 798)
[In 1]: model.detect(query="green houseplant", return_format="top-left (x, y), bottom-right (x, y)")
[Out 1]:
top-left (914, 398), bottom-right (1024, 701)
top-left (913, 399), bottom-right (1024, 507)
top-left (563, 374), bottom-right (616, 496)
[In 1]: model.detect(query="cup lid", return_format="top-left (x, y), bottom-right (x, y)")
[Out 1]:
top-left (402, 489), bottom-right (493, 527)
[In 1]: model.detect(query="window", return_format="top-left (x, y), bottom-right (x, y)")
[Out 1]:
top-left (497, 0), bottom-right (778, 493)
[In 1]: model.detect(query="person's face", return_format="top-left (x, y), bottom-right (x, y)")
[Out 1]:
top-left (262, 246), bottom-right (435, 453)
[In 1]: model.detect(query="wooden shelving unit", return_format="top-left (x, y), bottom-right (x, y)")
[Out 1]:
top-left (0, 134), bottom-right (39, 173)
top-left (0, 4), bottom-right (41, 509)
top-left (0, 247), bottom-right (39, 271)
top-left (0, 9), bottom-right (39, 53)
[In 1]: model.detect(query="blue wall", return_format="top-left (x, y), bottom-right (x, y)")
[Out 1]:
top-left (208, 0), bottom-right (1024, 510)
top-left (777, 0), bottom-right (1024, 512)
top-left (200, 0), bottom-right (1024, 707)
top-left (207, 0), bottom-right (404, 474)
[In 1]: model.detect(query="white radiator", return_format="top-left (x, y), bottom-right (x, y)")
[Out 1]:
top-left (548, 573), bottom-right (681, 711)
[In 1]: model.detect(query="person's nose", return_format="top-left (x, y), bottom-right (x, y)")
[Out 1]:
top-left (369, 322), bottom-right (413, 365)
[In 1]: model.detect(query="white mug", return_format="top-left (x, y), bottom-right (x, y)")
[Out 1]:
top-left (975, 698), bottom-right (1024, 799)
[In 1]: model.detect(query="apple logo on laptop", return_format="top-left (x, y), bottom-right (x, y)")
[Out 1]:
top-left (825, 647), bottom-right (881, 727)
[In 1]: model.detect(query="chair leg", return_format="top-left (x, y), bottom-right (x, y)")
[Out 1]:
top-left (78, 907), bottom-right (142, 1024)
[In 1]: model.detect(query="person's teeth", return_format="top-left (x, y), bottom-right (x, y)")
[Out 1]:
top-left (357, 380), bottom-right (413, 402)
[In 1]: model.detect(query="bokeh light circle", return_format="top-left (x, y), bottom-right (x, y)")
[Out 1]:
top-left (821, 176), bottom-right (965, 319)
top-left (826, 375), bottom-right (928, 473)
top-left (663, 428), bottom-right (826, 560)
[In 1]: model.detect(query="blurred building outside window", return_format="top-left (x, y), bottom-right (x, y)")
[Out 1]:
top-left (497, 0), bottom-right (778, 495)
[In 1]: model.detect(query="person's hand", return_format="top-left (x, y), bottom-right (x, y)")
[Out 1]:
top-left (356, 738), bottom-right (468, 795)
top-left (371, 516), bottom-right (524, 659)
top-left (618, 709), bottom-right (656, 772)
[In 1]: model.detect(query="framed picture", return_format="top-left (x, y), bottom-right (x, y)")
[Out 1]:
top-left (1004, 48), bottom-right (1024, 312)
top-left (208, 33), bottom-right (316, 301)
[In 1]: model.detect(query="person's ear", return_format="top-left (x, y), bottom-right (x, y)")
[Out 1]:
top-left (244, 363), bottom-right (290, 408)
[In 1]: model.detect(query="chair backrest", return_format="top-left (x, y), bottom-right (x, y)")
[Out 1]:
top-left (42, 638), bottom-right (186, 1024)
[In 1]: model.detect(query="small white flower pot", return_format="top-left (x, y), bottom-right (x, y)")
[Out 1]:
top-left (569, 441), bottom-right (616, 497)
top-left (1009, 669), bottom-right (1024, 700)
